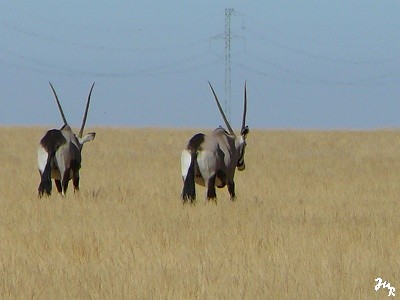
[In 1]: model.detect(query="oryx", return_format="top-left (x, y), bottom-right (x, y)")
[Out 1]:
top-left (181, 81), bottom-right (249, 203)
top-left (37, 82), bottom-right (96, 197)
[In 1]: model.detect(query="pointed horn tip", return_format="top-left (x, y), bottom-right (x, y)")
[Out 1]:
top-left (89, 82), bottom-right (96, 92)
top-left (207, 81), bottom-right (218, 96)
top-left (208, 81), bottom-right (217, 89)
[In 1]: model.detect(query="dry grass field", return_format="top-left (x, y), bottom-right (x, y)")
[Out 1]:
top-left (0, 126), bottom-right (399, 299)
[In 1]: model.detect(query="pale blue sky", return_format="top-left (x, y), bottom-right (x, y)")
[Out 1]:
top-left (1, 1), bottom-right (399, 129)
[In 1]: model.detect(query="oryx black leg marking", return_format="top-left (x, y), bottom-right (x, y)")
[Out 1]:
top-left (207, 174), bottom-right (217, 200)
top-left (228, 180), bottom-right (236, 200)
top-left (55, 180), bottom-right (62, 194)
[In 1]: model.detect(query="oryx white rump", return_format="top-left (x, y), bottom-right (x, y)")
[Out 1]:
top-left (37, 83), bottom-right (96, 197)
top-left (181, 82), bottom-right (249, 203)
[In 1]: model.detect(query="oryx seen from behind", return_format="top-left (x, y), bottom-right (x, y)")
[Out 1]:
top-left (181, 82), bottom-right (249, 203)
top-left (38, 82), bottom-right (96, 197)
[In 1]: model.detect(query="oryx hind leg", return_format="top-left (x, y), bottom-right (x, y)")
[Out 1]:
top-left (216, 170), bottom-right (226, 188)
top-left (228, 180), bottom-right (236, 200)
top-left (206, 174), bottom-right (217, 203)
top-left (54, 180), bottom-right (62, 194)
top-left (71, 160), bottom-right (80, 193)
top-left (73, 172), bottom-right (80, 192)
top-left (61, 168), bottom-right (71, 196)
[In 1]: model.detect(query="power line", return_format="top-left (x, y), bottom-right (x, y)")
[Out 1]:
top-left (1, 7), bottom-right (398, 86)
top-left (245, 26), bottom-right (400, 65)
top-left (0, 44), bottom-right (222, 78)
top-left (248, 16), bottom-right (400, 49)
top-left (0, 19), bottom-right (209, 53)
top-left (233, 58), bottom-right (400, 86)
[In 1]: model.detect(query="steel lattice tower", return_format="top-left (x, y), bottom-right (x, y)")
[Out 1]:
top-left (224, 8), bottom-right (234, 123)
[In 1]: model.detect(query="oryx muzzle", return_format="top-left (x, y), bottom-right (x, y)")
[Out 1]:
top-left (37, 83), bottom-right (96, 197)
top-left (181, 82), bottom-right (249, 203)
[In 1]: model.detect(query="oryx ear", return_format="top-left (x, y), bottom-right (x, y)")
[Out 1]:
top-left (241, 126), bottom-right (249, 138)
top-left (78, 132), bottom-right (96, 144)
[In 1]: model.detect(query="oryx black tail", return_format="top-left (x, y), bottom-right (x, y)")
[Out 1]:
top-left (182, 151), bottom-right (197, 203)
top-left (38, 150), bottom-right (55, 197)
top-left (182, 133), bottom-right (204, 203)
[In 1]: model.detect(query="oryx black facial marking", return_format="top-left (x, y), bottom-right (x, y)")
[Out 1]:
top-left (37, 82), bottom-right (96, 197)
top-left (181, 81), bottom-right (249, 203)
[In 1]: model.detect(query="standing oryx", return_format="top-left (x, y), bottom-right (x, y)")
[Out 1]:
top-left (37, 82), bottom-right (96, 197)
top-left (181, 81), bottom-right (249, 203)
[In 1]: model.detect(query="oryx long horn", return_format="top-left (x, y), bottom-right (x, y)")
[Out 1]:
top-left (242, 81), bottom-right (247, 131)
top-left (208, 81), bottom-right (234, 135)
top-left (49, 82), bottom-right (68, 125)
top-left (78, 82), bottom-right (95, 138)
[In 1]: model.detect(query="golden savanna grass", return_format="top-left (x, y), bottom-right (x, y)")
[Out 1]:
top-left (0, 126), bottom-right (399, 298)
